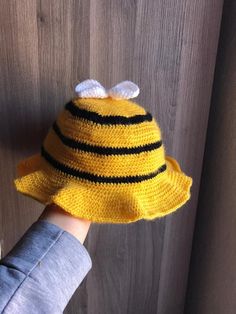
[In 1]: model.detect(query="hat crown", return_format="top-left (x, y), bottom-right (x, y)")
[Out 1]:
top-left (42, 85), bottom-right (167, 183)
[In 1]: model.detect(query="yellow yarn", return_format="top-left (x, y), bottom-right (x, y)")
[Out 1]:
top-left (57, 110), bottom-right (161, 147)
top-left (14, 97), bottom-right (193, 224)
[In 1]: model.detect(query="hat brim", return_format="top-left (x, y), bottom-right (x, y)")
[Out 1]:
top-left (14, 153), bottom-right (193, 224)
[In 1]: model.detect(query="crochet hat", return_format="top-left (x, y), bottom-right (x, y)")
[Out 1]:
top-left (14, 79), bottom-right (193, 224)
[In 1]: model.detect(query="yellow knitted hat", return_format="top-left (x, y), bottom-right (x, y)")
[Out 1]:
top-left (14, 80), bottom-right (193, 224)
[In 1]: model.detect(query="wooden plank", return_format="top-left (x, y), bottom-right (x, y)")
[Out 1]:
top-left (185, 1), bottom-right (236, 313)
top-left (0, 0), bottom-right (41, 255)
top-left (156, 1), bottom-right (224, 313)
top-left (35, 1), bottom-right (91, 313)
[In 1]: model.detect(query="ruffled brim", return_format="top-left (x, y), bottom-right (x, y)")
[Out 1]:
top-left (14, 154), bottom-right (193, 224)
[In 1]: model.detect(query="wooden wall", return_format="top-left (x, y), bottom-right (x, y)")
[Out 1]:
top-left (0, 1), bottom-right (224, 313)
top-left (185, 1), bottom-right (236, 313)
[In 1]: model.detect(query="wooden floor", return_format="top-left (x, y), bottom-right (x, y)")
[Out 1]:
top-left (0, 1), bottom-right (224, 313)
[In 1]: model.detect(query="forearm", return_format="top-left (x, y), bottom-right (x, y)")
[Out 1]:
top-left (0, 204), bottom-right (92, 314)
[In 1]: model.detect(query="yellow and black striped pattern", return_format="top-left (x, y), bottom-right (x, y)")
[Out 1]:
top-left (14, 97), bottom-right (193, 223)
top-left (42, 98), bottom-right (166, 182)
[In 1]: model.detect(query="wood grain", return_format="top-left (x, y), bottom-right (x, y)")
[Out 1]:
top-left (0, 1), bottom-right (224, 313)
top-left (185, 1), bottom-right (236, 313)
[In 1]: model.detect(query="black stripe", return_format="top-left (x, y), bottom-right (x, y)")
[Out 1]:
top-left (65, 101), bottom-right (153, 125)
top-left (41, 146), bottom-right (167, 184)
top-left (52, 122), bottom-right (162, 155)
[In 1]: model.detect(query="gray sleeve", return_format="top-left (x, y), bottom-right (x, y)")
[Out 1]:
top-left (0, 220), bottom-right (92, 314)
